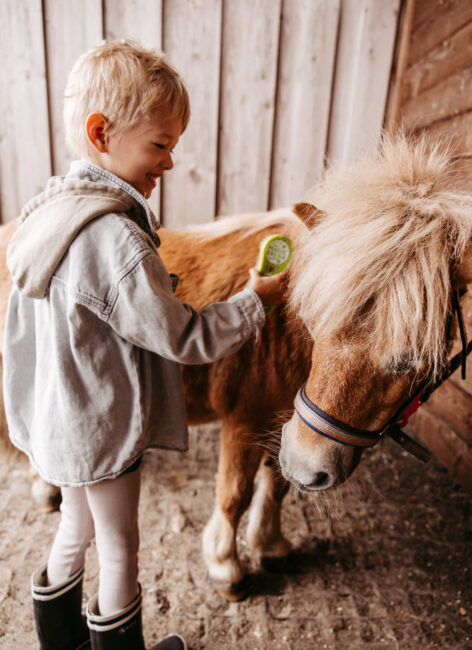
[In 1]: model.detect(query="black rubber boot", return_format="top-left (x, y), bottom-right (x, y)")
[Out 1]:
top-left (86, 584), bottom-right (186, 650)
top-left (32, 564), bottom-right (91, 650)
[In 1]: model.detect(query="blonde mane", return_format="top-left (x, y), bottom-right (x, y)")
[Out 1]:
top-left (290, 136), bottom-right (472, 378)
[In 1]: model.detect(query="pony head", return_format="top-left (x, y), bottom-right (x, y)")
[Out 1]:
top-left (279, 136), bottom-right (472, 491)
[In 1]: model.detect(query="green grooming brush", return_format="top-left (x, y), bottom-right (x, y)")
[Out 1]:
top-left (256, 234), bottom-right (295, 314)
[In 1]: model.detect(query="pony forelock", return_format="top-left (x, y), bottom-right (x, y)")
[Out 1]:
top-left (289, 135), bottom-right (472, 378)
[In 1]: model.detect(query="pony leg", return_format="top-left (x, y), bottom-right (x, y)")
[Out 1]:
top-left (29, 465), bottom-right (61, 513)
top-left (202, 421), bottom-right (262, 601)
top-left (246, 456), bottom-right (291, 562)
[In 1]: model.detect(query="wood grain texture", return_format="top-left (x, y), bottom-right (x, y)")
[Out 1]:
top-left (44, 0), bottom-right (103, 177)
top-left (217, 0), bottom-right (281, 215)
top-left (412, 0), bottom-right (434, 30)
top-left (162, 0), bottom-right (222, 228)
top-left (421, 381), bottom-right (472, 447)
top-left (270, 0), bottom-right (340, 208)
top-left (104, 0), bottom-right (162, 48)
top-left (1, 1), bottom-right (400, 225)
top-left (416, 111), bottom-right (472, 153)
top-left (327, 0), bottom-right (400, 165)
top-left (403, 65), bottom-right (472, 131)
top-left (0, 0), bottom-right (51, 222)
top-left (402, 20), bottom-right (472, 103)
top-left (104, 0), bottom-right (163, 218)
top-left (384, 0), bottom-right (415, 131)
top-left (408, 0), bottom-right (472, 63)
top-left (411, 407), bottom-right (472, 494)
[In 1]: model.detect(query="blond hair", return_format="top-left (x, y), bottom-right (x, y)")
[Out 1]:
top-left (63, 39), bottom-right (190, 156)
top-left (289, 135), bottom-right (472, 379)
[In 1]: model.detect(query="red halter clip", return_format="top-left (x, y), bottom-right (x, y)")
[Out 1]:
top-left (396, 395), bottom-right (423, 428)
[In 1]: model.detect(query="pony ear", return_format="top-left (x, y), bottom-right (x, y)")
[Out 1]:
top-left (454, 245), bottom-right (472, 287)
top-left (293, 202), bottom-right (325, 229)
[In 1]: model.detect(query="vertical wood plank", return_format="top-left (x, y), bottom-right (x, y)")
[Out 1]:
top-left (104, 0), bottom-right (162, 49)
top-left (0, 0), bottom-right (51, 222)
top-left (44, 0), bottom-right (103, 177)
top-left (327, 0), bottom-right (400, 166)
top-left (217, 0), bottom-right (281, 216)
top-left (270, 0), bottom-right (340, 208)
top-left (0, 0), bottom-right (402, 229)
top-left (162, 0), bottom-right (222, 228)
top-left (104, 0), bottom-right (163, 217)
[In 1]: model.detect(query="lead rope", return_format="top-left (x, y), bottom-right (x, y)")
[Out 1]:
top-left (452, 289), bottom-right (468, 380)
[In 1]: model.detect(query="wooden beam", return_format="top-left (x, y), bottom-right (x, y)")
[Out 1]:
top-left (385, 0), bottom-right (416, 132)
top-left (411, 407), bottom-right (472, 494)
top-left (421, 381), bottom-right (472, 448)
top-left (402, 20), bottom-right (472, 103)
top-left (409, 0), bottom-right (472, 63)
top-left (416, 111), bottom-right (472, 155)
top-left (403, 65), bottom-right (472, 131)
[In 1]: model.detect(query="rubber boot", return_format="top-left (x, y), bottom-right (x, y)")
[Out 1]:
top-left (32, 564), bottom-right (91, 650)
top-left (86, 584), bottom-right (186, 650)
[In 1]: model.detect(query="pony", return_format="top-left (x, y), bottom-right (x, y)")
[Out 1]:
top-left (0, 136), bottom-right (471, 602)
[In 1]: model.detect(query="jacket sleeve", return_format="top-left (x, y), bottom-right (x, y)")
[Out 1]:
top-left (107, 250), bottom-right (266, 364)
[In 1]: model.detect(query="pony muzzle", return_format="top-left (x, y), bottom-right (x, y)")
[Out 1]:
top-left (279, 419), bottom-right (359, 491)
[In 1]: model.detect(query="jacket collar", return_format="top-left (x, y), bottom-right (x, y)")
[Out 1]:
top-left (67, 160), bottom-right (161, 244)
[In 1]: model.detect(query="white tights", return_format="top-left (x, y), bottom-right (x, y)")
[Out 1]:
top-left (47, 465), bottom-right (141, 616)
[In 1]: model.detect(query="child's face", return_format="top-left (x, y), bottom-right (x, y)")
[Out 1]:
top-left (102, 113), bottom-right (182, 198)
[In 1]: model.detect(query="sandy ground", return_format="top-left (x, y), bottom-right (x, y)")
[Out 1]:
top-left (0, 422), bottom-right (471, 649)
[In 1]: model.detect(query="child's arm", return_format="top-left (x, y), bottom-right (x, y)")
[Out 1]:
top-left (108, 252), bottom-right (268, 365)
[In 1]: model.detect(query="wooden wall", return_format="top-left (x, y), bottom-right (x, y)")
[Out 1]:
top-left (387, 0), bottom-right (472, 151)
top-left (387, 0), bottom-right (472, 493)
top-left (0, 0), bottom-right (400, 227)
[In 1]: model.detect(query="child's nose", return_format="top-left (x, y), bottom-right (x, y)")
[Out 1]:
top-left (163, 150), bottom-right (174, 170)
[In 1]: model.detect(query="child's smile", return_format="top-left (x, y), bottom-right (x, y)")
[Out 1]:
top-left (95, 113), bottom-right (182, 199)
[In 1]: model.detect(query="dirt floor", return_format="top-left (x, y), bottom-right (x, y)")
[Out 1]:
top-left (0, 422), bottom-right (471, 649)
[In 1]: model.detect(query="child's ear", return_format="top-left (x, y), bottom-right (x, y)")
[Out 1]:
top-left (86, 113), bottom-right (108, 153)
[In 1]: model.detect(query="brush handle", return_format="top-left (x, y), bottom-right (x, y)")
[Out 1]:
top-left (256, 235), bottom-right (294, 314)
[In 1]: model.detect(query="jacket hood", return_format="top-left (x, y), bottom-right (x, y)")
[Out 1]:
top-left (7, 176), bottom-right (137, 298)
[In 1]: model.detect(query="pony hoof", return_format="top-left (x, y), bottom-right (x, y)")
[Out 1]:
top-left (215, 577), bottom-right (249, 602)
top-left (38, 496), bottom-right (61, 513)
top-left (31, 482), bottom-right (61, 513)
top-left (261, 554), bottom-right (290, 573)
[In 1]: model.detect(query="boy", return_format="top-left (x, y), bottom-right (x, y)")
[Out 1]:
top-left (3, 40), bottom-right (285, 650)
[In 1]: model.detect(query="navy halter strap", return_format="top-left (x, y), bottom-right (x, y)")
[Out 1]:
top-left (294, 385), bottom-right (381, 448)
top-left (294, 289), bottom-right (471, 463)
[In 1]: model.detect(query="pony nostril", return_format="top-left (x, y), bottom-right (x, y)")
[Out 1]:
top-left (307, 472), bottom-right (331, 489)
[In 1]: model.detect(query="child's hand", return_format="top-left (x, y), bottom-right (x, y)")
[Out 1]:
top-left (247, 268), bottom-right (289, 308)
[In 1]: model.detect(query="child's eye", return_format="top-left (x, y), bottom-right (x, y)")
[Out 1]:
top-left (153, 143), bottom-right (175, 154)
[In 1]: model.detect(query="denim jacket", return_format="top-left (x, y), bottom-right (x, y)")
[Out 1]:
top-left (3, 161), bottom-right (265, 486)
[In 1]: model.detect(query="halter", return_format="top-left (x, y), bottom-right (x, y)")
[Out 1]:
top-left (294, 289), bottom-right (471, 463)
